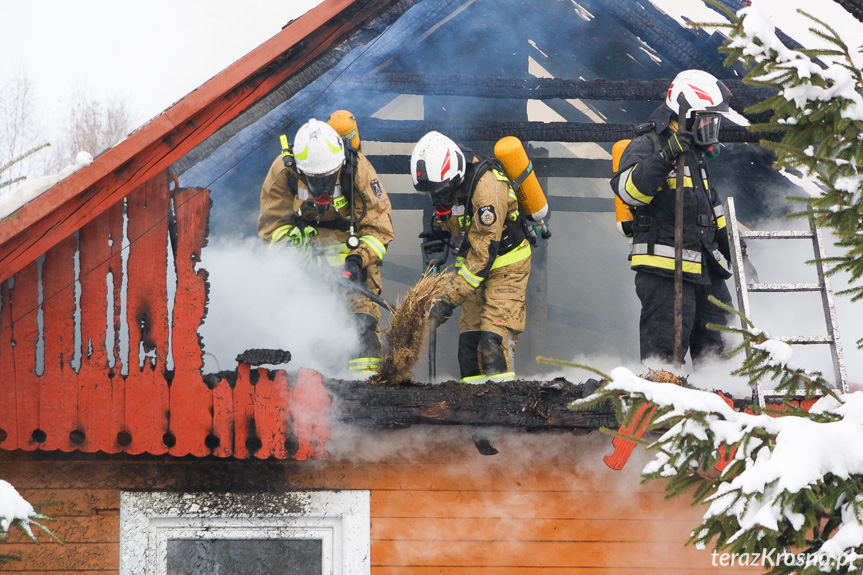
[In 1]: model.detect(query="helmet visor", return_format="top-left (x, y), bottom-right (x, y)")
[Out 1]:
top-left (302, 167), bottom-right (340, 198)
top-left (692, 113), bottom-right (721, 147)
top-left (416, 179), bottom-right (458, 209)
top-left (414, 158), bottom-right (460, 208)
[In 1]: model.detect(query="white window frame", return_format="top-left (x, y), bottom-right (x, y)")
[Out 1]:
top-left (120, 490), bottom-right (370, 575)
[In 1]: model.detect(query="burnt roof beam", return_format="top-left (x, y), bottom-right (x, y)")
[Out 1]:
top-left (359, 118), bottom-right (778, 144)
top-left (338, 74), bottom-right (771, 109)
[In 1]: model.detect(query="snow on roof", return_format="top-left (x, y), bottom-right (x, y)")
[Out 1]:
top-left (0, 152), bottom-right (92, 221)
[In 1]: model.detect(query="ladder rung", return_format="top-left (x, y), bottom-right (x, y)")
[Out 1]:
top-left (747, 282), bottom-right (822, 292)
top-left (739, 230), bottom-right (815, 240)
top-left (774, 335), bottom-right (834, 344)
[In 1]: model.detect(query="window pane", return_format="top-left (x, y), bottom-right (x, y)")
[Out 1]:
top-left (167, 539), bottom-right (323, 575)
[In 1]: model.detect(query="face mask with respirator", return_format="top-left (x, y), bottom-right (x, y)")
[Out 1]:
top-left (414, 159), bottom-right (461, 221)
top-left (690, 113), bottom-right (722, 159)
top-left (302, 168), bottom-right (341, 213)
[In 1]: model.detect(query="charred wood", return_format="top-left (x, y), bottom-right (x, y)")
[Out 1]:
top-left (833, 0), bottom-right (863, 23)
top-left (371, 156), bottom-right (612, 178)
top-left (236, 348), bottom-right (292, 366)
top-left (323, 378), bottom-right (616, 431)
top-left (361, 119), bottom-right (780, 144)
top-left (340, 74), bottom-right (771, 109)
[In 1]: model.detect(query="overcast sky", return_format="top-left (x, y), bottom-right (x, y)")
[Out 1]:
top-left (0, 1), bottom-right (324, 130)
top-left (3, 0), bottom-right (861, 135)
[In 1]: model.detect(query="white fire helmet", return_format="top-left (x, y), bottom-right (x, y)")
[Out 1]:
top-left (292, 119), bottom-right (345, 199)
top-left (665, 70), bottom-right (731, 119)
top-left (666, 70), bottom-right (732, 151)
top-left (410, 131), bottom-right (466, 208)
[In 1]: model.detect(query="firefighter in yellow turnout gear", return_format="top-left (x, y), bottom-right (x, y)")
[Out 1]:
top-left (410, 131), bottom-right (531, 383)
top-left (258, 118), bottom-right (395, 375)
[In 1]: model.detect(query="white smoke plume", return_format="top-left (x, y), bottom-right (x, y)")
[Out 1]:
top-left (198, 237), bottom-right (360, 378)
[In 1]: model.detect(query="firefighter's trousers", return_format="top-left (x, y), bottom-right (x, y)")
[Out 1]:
top-left (457, 255), bottom-right (531, 383)
top-left (346, 263), bottom-right (383, 375)
top-left (634, 270), bottom-right (732, 366)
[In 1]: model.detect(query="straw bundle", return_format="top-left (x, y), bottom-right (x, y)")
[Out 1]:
top-left (377, 271), bottom-right (455, 383)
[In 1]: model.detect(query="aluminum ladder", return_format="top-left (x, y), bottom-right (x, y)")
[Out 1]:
top-left (724, 197), bottom-right (849, 407)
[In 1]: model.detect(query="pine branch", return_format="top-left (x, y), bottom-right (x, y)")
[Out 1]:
top-left (536, 356), bottom-right (610, 382)
top-left (0, 143), bottom-right (50, 176)
top-left (0, 176), bottom-right (26, 190)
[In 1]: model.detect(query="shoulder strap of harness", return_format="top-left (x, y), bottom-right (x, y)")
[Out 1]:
top-left (279, 134), bottom-right (300, 193)
top-left (461, 156), bottom-right (503, 208)
top-left (461, 155), bottom-right (529, 253)
top-left (340, 137), bottom-right (359, 190)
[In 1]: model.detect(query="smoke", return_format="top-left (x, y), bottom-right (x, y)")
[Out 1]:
top-left (323, 422), bottom-right (716, 570)
top-left (198, 237), bottom-right (360, 378)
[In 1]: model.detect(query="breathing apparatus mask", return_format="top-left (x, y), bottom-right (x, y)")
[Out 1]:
top-left (665, 70), bottom-right (733, 160)
top-left (414, 159), bottom-right (461, 220)
top-left (300, 166), bottom-right (341, 213)
top-left (689, 112), bottom-right (722, 158)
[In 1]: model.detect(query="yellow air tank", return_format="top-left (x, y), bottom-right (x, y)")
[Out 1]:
top-left (327, 110), bottom-right (361, 150)
top-left (493, 136), bottom-right (548, 223)
top-left (612, 139), bottom-right (634, 237)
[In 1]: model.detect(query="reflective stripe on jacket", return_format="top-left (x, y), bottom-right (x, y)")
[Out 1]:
top-left (609, 112), bottom-right (730, 285)
top-left (441, 166), bottom-right (531, 304)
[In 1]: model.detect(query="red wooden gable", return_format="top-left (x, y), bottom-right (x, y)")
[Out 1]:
top-left (0, 173), bottom-right (330, 459)
top-left (0, 0), bottom-right (400, 460)
top-left (0, 0), bottom-right (375, 284)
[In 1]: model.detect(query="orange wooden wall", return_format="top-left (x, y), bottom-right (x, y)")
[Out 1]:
top-left (0, 429), bottom-right (759, 575)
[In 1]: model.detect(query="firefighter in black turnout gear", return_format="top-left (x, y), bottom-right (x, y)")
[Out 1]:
top-left (610, 70), bottom-right (735, 366)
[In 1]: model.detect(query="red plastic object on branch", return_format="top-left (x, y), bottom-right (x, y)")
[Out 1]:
top-left (603, 403), bottom-right (656, 470)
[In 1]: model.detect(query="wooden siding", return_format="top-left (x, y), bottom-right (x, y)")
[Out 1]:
top-left (0, 430), bottom-right (759, 574)
top-left (0, 173), bottom-right (329, 460)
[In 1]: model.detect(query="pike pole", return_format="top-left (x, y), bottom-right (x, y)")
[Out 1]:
top-left (421, 225), bottom-right (450, 382)
top-left (673, 96), bottom-right (690, 369)
top-left (340, 277), bottom-right (395, 313)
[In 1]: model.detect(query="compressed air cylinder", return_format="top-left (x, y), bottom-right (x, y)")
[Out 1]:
top-left (611, 139), bottom-right (634, 237)
top-left (493, 136), bottom-right (548, 223)
top-left (327, 110), bottom-right (361, 150)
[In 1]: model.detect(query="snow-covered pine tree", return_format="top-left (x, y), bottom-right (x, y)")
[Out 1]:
top-left (562, 5), bottom-right (863, 575)
top-left (710, 1), bottom-right (863, 346)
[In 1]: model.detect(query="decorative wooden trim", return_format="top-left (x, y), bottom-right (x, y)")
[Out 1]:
top-left (0, 172), bottom-right (332, 460)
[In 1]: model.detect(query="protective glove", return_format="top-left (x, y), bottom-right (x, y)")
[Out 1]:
top-left (342, 255), bottom-right (364, 283)
top-left (428, 297), bottom-right (455, 326)
top-left (279, 225), bottom-right (317, 247)
top-left (418, 229), bottom-right (444, 242)
top-left (659, 131), bottom-right (693, 163)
